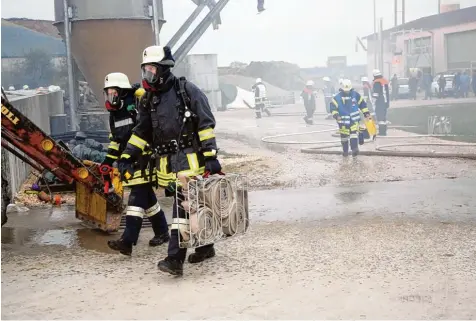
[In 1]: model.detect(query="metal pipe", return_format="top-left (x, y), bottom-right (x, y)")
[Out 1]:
top-left (173, 0), bottom-right (230, 65)
top-left (373, 0), bottom-right (377, 69)
top-left (379, 18), bottom-right (384, 73)
top-left (394, 0), bottom-right (398, 26)
top-left (152, 0), bottom-right (164, 45)
top-left (402, 0), bottom-right (405, 24)
top-left (63, 0), bottom-right (78, 130)
top-left (167, 1), bottom-right (207, 49)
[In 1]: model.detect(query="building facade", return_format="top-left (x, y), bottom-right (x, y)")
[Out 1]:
top-left (364, 6), bottom-right (476, 78)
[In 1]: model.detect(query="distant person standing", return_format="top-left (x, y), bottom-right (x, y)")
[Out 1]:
top-left (423, 72), bottom-right (433, 100)
top-left (372, 69), bottom-right (390, 136)
top-left (438, 74), bottom-right (446, 98)
top-left (460, 71), bottom-right (470, 98)
top-left (453, 71), bottom-right (461, 98)
top-left (390, 74), bottom-right (399, 100)
top-left (472, 70), bottom-right (476, 97)
top-left (361, 77), bottom-right (375, 116)
top-left (409, 76), bottom-right (418, 100)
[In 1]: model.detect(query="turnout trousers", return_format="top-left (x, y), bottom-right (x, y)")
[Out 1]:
top-left (122, 183), bottom-right (169, 246)
top-left (167, 191), bottom-right (214, 263)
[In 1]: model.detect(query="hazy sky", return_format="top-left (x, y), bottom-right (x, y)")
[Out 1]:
top-left (2, 0), bottom-right (476, 67)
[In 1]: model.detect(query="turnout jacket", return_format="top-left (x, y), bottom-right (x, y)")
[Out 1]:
top-left (121, 74), bottom-right (218, 187)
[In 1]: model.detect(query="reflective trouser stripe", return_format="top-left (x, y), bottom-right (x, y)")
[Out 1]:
top-left (126, 206), bottom-right (145, 218)
top-left (171, 218), bottom-right (189, 230)
top-left (145, 202), bottom-right (161, 217)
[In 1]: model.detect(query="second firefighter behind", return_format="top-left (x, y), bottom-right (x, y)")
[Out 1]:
top-left (372, 69), bottom-right (390, 136)
top-left (330, 79), bottom-right (370, 157)
top-left (118, 45), bottom-right (222, 276)
top-left (102, 72), bottom-right (169, 256)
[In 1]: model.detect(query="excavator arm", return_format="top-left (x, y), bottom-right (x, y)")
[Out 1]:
top-left (1, 89), bottom-right (124, 232)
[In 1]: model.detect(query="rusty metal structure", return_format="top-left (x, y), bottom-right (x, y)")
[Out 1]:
top-left (1, 89), bottom-right (124, 231)
top-left (53, 0), bottom-right (230, 128)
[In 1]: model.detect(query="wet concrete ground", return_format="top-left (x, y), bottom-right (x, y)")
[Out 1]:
top-left (2, 99), bottom-right (476, 319)
top-left (2, 178), bottom-right (476, 319)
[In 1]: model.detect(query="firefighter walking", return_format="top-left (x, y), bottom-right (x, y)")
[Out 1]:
top-left (252, 78), bottom-right (271, 118)
top-left (102, 72), bottom-right (170, 256)
top-left (118, 45), bottom-right (222, 276)
top-left (372, 69), bottom-right (390, 136)
top-left (301, 80), bottom-right (317, 125)
top-left (330, 79), bottom-right (370, 157)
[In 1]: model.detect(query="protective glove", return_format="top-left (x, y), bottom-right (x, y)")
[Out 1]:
top-left (364, 112), bottom-right (371, 119)
top-left (131, 83), bottom-right (141, 90)
top-left (118, 160), bottom-right (134, 183)
top-left (204, 158), bottom-right (222, 176)
top-left (333, 113), bottom-right (341, 121)
top-left (126, 104), bottom-right (136, 112)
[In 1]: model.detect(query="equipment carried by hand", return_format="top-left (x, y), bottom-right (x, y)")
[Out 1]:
top-left (176, 173), bottom-right (249, 249)
top-left (364, 117), bottom-right (377, 140)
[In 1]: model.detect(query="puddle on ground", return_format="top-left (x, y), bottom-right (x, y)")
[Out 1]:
top-left (1, 226), bottom-right (118, 254)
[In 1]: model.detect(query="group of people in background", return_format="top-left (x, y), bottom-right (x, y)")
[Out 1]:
top-left (389, 69), bottom-right (476, 101)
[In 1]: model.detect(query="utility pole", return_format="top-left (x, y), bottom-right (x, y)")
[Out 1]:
top-left (438, 0), bottom-right (441, 13)
top-left (373, 0), bottom-right (377, 69)
top-left (152, 0), bottom-right (164, 45)
top-left (63, 0), bottom-right (78, 130)
top-left (379, 18), bottom-right (384, 74)
top-left (394, 0), bottom-right (398, 26)
top-left (402, 0), bottom-right (406, 24)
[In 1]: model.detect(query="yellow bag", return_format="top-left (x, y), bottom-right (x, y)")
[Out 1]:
top-left (364, 117), bottom-right (377, 138)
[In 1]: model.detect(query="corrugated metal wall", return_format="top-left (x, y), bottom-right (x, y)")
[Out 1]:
top-left (446, 30), bottom-right (476, 69)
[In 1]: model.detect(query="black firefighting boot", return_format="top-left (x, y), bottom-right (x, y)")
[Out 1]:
top-left (157, 257), bottom-right (184, 276)
top-left (264, 107), bottom-right (271, 116)
top-left (107, 239), bottom-right (133, 256)
top-left (350, 138), bottom-right (359, 157)
top-left (188, 245), bottom-right (216, 264)
top-left (108, 216), bottom-right (141, 256)
top-left (341, 140), bottom-right (350, 157)
top-left (148, 210), bottom-right (170, 247)
top-left (255, 111), bottom-right (262, 119)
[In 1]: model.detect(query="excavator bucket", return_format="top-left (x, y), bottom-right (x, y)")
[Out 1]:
top-left (78, 161), bottom-right (124, 232)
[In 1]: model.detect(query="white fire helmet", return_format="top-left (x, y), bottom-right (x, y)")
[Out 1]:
top-left (256, 78), bottom-right (262, 84)
top-left (104, 72), bottom-right (132, 90)
top-left (373, 69), bottom-right (382, 77)
top-left (341, 79), bottom-right (352, 92)
top-left (361, 76), bottom-right (369, 82)
top-left (306, 80), bottom-right (315, 86)
top-left (323, 76), bottom-right (331, 82)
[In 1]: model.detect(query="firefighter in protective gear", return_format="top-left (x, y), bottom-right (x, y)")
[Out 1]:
top-left (322, 76), bottom-right (335, 119)
top-left (361, 76), bottom-right (375, 116)
top-left (102, 72), bottom-right (170, 256)
top-left (372, 69), bottom-right (390, 136)
top-left (301, 80), bottom-right (317, 125)
top-left (251, 78), bottom-right (271, 118)
top-left (119, 45), bottom-right (221, 276)
top-left (330, 79), bottom-right (370, 157)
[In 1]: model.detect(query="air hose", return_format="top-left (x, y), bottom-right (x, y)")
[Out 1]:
top-left (260, 123), bottom-right (476, 159)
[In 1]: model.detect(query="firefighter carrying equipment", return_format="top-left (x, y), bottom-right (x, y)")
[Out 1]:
top-left (330, 81), bottom-right (370, 157)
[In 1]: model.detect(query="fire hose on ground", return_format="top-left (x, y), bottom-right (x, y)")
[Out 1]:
top-left (260, 124), bottom-right (476, 160)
